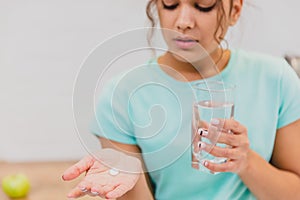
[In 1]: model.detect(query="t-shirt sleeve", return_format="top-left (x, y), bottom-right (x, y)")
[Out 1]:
top-left (90, 78), bottom-right (137, 145)
top-left (277, 60), bottom-right (300, 129)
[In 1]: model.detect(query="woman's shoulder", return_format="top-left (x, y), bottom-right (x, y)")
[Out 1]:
top-left (231, 48), bottom-right (291, 76)
top-left (233, 49), bottom-right (287, 67)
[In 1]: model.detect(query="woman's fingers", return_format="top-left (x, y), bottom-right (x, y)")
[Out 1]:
top-left (67, 187), bottom-right (86, 198)
top-left (218, 131), bottom-right (247, 147)
top-left (106, 184), bottom-right (130, 199)
top-left (198, 119), bottom-right (250, 173)
top-left (199, 141), bottom-right (240, 159)
top-left (76, 180), bottom-right (130, 199)
top-left (77, 179), bottom-right (93, 193)
top-left (199, 119), bottom-right (248, 146)
top-left (67, 184), bottom-right (112, 199)
top-left (222, 119), bottom-right (247, 135)
top-left (73, 180), bottom-right (115, 199)
top-left (89, 184), bottom-right (115, 199)
top-left (202, 159), bottom-right (236, 173)
top-left (62, 156), bottom-right (94, 181)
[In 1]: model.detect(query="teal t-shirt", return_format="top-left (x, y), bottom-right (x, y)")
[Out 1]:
top-left (90, 49), bottom-right (300, 200)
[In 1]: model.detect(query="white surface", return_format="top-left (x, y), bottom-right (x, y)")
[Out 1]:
top-left (228, 0), bottom-right (300, 56)
top-left (0, 0), bottom-right (299, 161)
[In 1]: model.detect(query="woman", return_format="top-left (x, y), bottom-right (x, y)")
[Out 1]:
top-left (63, 0), bottom-right (300, 199)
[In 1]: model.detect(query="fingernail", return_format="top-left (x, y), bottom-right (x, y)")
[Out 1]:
top-left (200, 160), bottom-right (208, 167)
top-left (197, 128), bottom-right (208, 136)
top-left (198, 141), bottom-right (206, 149)
top-left (200, 160), bottom-right (205, 165)
top-left (211, 118), bottom-right (220, 125)
top-left (91, 191), bottom-right (99, 195)
top-left (80, 187), bottom-right (88, 192)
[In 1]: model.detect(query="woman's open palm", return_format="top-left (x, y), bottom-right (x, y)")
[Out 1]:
top-left (62, 148), bottom-right (142, 199)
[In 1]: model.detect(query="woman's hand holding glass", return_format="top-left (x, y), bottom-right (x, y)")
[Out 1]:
top-left (62, 148), bottom-right (142, 199)
top-left (200, 118), bottom-right (250, 174)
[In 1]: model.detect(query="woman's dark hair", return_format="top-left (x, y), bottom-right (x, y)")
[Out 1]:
top-left (146, 0), bottom-right (234, 44)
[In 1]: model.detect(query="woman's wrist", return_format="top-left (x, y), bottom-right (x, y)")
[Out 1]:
top-left (237, 149), bottom-right (256, 177)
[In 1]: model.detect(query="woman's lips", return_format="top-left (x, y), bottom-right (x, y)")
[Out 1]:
top-left (174, 38), bottom-right (198, 49)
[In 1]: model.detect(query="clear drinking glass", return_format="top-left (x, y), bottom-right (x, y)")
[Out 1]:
top-left (191, 80), bottom-right (235, 174)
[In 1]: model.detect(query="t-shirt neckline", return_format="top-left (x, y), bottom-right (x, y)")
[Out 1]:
top-left (150, 49), bottom-right (236, 86)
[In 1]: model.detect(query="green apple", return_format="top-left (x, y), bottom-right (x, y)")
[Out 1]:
top-left (1, 173), bottom-right (30, 198)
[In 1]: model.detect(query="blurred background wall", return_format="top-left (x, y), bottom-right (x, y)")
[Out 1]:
top-left (1, 0), bottom-right (299, 162)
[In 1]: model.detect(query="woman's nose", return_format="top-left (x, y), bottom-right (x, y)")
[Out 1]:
top-left (175, 5), bottom-right (196, 31)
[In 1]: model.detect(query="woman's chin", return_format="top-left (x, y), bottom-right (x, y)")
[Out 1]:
top-left (170, 49), bottom-right (211, 64)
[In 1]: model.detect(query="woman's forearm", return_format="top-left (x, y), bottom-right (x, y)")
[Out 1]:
top-left (239, 150), bottom-right (300, 200)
